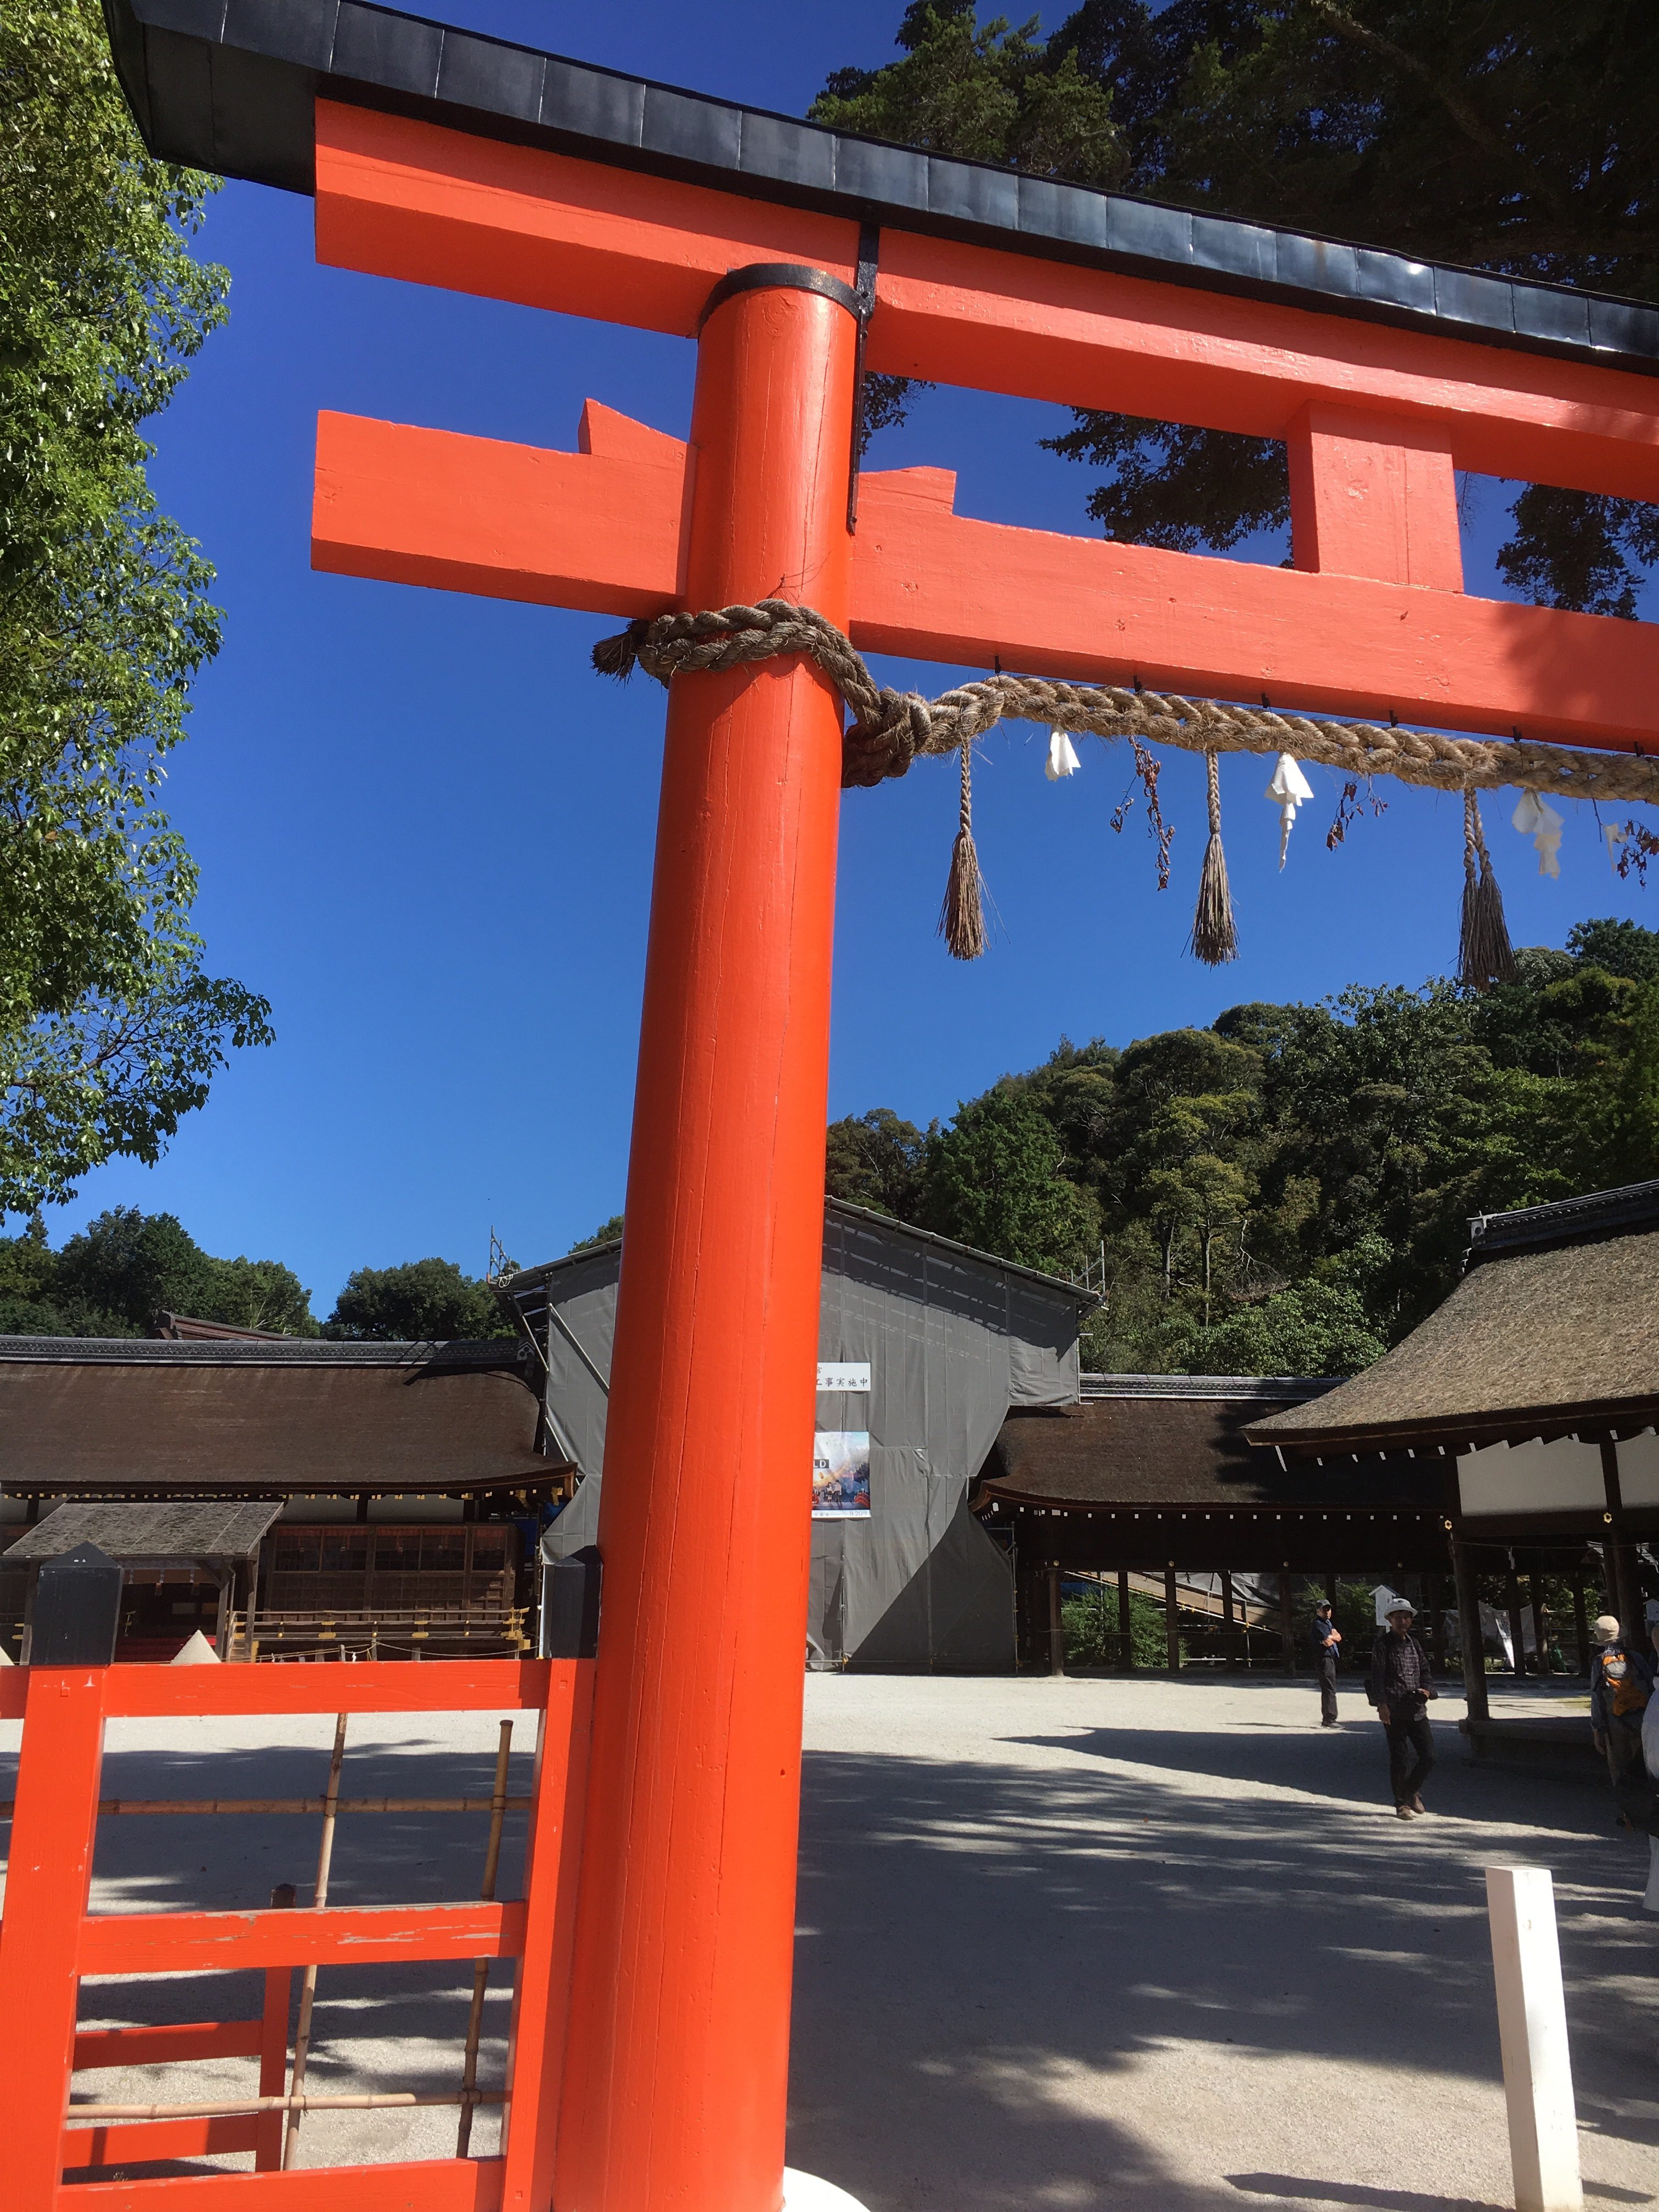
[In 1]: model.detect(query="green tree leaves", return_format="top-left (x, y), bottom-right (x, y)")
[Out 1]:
top-left (830, 919), bottom-right (1659, 1374)
top-left (814, 2), bottom-right (1123, 180)
top-left (825, 1108), bottom-right (929, 1217)
top-left (918, 1084), bottom-right (1098, 1272)
top-left (0, 1204), bottom-right (315, 1335)
top-left (0, 1), bottom-right (268, 1216)
top-left (323, 1258), bottom-right (512, 1342)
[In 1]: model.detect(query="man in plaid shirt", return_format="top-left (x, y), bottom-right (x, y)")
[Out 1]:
top-left (1370, 1598), bottom-right (1439, 1818)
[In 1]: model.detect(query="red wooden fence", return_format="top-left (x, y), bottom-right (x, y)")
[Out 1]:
top-left (0, 1657), bottom-right (592, 2210)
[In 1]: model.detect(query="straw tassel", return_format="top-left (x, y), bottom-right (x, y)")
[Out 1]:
top-left (938, 737), bottom-right (987, 960)
top-left (1189, 751), bottom-right (1238, 966)
top-left (1458, 788), bottom-right (1516, 991)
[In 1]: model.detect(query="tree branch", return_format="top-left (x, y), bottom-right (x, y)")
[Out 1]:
top-left (1300, 0), bottom-right (1571, 226)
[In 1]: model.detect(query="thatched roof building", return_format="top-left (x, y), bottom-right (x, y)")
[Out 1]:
top-left (1247, 1181), bottom-right (1659, 1459)
top-left (1248, 1182), bottom-right (1659, 1767)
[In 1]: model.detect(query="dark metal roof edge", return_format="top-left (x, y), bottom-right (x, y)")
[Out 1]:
top-left (0, 1335), bottom-right (528, 1368)
top-left (1079, 1372), bottom-right (1341, 1401)
top-left (502, 1199), bottom-right (1097, 1305)
top-left (1466, 1178), bottom-right (1659, 1266)
top-left (824, 1200), bottom-right (1101, 1303)
top-left (1246, 1395), bottom-right (1659, 1453)
top-left (104, 0), bottom-right (1659, 379)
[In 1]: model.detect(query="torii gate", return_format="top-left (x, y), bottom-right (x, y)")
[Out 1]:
top-left (108, 8), bottom-right (1659, 2212)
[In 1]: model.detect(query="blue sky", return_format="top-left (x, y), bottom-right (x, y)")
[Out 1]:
top-left (49, 0), bottom-right (1659, 1314)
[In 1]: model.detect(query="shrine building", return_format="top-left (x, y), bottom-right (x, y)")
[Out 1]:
top-left (1250, 1179), bottom-right (1659, 1764)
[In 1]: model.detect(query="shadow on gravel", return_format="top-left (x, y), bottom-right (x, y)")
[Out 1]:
top-left (1227, 2176), bottom-right (1509, 2212)
top-left (788, 1742), bottom-right (1659, 2212)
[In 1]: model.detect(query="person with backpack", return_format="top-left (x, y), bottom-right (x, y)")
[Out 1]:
top-left (1369, 1598), bottom-right (1439, 1818)
top-left (1589, 1614), bottom-right (1654, 1798)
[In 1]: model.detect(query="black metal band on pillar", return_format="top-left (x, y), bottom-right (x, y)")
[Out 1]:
top-left (696, 262), bottom-right (862, 332)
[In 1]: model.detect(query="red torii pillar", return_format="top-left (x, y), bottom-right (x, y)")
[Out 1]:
top-left (550, 270), bottom-right (857, 2212)
top-left (304, 94), bottom-right (1659, 2212)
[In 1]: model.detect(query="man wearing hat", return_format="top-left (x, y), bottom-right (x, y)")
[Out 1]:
top-left (1369, 1598), bottom-right (1439, 1818)
top-left (1589, 1614), bottom-right (1654, 1794)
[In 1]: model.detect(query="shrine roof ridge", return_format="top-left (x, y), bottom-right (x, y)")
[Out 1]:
top-left (105, 0), bottom-right (1659, 379)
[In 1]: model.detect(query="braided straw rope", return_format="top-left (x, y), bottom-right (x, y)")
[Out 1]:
top-left (592, 599), bottom-right (1659, 809)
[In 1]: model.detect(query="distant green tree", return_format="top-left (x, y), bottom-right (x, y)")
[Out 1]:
top-left (0, 1205), bottom-right (317, 1335)
top-left (825, 1108), bottom-right (929, 1216)
top-left (567, 1216), bottom-right (624, 1254)
top-left (1061, 1584), bottom-right (1166, 1668)
top-left (54, 1205), bottom-right (218, 1329)
top-left (920, 1084), bottom-right (1097, 1273)
top-left (1, 2), bottom-right (270, 1215)
top-left (0, 1214), bottom-right (91, 1333)
top-left (1177, 1278), bottom-right (1387, 1379)
top-left (1576, 979), bottom-right (1659, 1186)
top-left (207, 1255), bottom-right (318, 1335)
top-left (834, 916), bottom-right (1659, 1374)
top-left (324, 1257), bottom-right (512, 1341)
top-left (1566, 917), bottom-right (1659, 984)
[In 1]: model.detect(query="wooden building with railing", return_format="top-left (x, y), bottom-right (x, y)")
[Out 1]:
top-left (0, 1334), bottom-right (560, 1660)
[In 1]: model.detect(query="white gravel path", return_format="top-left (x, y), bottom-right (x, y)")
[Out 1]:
top-left (790, 1673), bottom-right (1659, 2212)
top-left (4, 1670), bottom-right (1654, 2208)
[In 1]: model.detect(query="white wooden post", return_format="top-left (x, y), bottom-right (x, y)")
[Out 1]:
top-left (1483, 1865), bottom-right (1583, 2212)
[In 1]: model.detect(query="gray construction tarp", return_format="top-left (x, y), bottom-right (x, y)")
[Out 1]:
top-left (532, 1203), bottom-right (1086, 1672)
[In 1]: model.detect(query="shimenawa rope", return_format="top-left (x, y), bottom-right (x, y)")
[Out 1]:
top-left (594, 599), bottom-right (1659, 985)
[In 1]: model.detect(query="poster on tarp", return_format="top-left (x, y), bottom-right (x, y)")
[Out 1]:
top-left (812, 1430), bottom-right (871, 1517)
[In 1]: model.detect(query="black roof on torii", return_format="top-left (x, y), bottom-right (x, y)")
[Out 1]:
top-left (104, 0), bottom-right (1659, 379)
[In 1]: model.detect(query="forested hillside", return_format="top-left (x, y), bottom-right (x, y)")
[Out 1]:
top-left (826, 919), bottom-right (1659, 1375)
top-left (8, 920), bottom-right (1657, 1368)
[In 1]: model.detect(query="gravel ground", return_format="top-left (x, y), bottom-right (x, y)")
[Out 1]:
top-left (3, 1669), bottom-right (1654, 2207)
top-left (789, 1672), bottom-right (1659, 2212)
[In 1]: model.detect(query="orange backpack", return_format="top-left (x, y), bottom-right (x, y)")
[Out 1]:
top-left (1600, 1647), bottom-right (1651, 1718)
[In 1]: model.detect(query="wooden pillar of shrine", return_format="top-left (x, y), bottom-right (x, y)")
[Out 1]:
top-left (555, 270), bottom-right (859, 2212)
top-left (1048, 1565), bottom-right (1065, 1677)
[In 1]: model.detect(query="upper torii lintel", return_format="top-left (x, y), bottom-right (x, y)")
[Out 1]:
top-left (110, 0), bottom-right (1659, 755)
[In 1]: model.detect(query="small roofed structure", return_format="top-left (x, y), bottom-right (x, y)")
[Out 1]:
top-left (1249, 1181), bottom-right (1659, 1768)
top-left (5, 1500), bottom-right (281, 1662)
top-left (978, 1376), bottom-right (1453, 1672)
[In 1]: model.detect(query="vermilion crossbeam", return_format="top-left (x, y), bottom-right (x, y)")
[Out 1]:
top-left (61, 2114), bottom-right (260, 2171)
top-left (79, 1899), bottom-right (526, 1976)
top-left (54, 2158), bottom-right (505, 2209)
top-left (92, 1655), bottom-right (553, 1719)
top-left (74, 2021), bottom-right (264, 2068)
top-left (314, 409), bottom-right (1659, 751)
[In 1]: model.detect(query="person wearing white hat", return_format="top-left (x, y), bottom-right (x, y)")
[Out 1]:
top-left (1369, 1598), bottom-right (1438, 1817)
